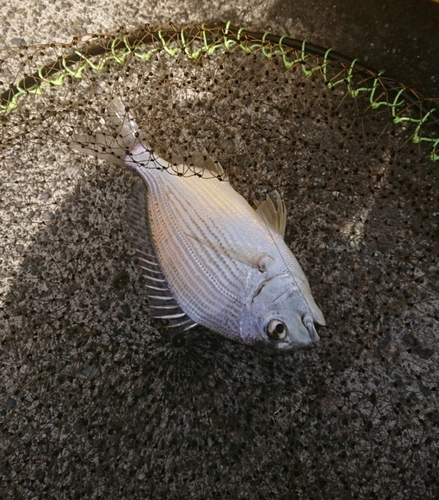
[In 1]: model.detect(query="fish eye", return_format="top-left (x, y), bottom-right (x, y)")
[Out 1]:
top-left (266, 319), bottom-right (287, 340)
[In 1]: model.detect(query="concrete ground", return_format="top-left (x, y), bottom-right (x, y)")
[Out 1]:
top-left (1, 0), bottom-right (439, 498)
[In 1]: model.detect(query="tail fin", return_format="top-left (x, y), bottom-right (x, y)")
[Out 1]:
top-left (70, 97), bottom-right (143, 166)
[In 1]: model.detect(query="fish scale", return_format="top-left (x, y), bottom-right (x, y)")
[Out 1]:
top-left (161, 175), bottom-right (249, 292)
top-left (138, 166), bottom-right (247, 336)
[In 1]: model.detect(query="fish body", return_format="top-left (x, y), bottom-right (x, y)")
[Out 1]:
top-left (71, 99), bottom-right (326, 350)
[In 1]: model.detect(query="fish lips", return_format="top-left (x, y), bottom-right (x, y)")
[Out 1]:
top-left (282, 313), bottom-right (320, 350)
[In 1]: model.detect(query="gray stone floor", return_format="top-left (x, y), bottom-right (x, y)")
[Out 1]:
top-left (1, 1), bottom-right (439, 498)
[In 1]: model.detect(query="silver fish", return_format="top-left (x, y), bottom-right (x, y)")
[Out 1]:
top-left (70, 98), bottom-right (326, 350)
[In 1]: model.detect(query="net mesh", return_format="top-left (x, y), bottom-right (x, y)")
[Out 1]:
top-left (0, 23), bottom-right (438, 498)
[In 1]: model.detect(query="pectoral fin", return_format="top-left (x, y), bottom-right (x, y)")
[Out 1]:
top-left (255, 191), bottom-right (287, 237)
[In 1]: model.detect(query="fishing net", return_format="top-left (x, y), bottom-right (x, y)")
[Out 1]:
top-left (0, 23), bottom-right (438, 498)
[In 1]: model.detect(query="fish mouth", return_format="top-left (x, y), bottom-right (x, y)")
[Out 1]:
top-left (303, 314), bottom-right (320, 343)
top-left (277, 336), bottom-right (319, 351)
top-left (275, 317), bottom-right (320, 350)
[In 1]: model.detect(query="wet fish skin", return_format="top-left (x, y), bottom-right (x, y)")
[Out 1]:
top-left (70, 98), bottom-right (326, 350)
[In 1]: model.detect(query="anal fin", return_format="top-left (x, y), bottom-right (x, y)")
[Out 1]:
top-left (127, 181), bottom-right (198, 332)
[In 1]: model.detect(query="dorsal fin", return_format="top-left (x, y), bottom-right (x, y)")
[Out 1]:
top-left (170, 151), bottom-right (227, 179)
top-left (127, 181), bottom-right (198, 332)
top-left (188, 151), bottom-right (226, 178)
top-left (255, 191), bottom-right (287, 237)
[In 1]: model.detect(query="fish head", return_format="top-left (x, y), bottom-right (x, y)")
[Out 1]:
top-left (241, 272), bottom-right (325, 350)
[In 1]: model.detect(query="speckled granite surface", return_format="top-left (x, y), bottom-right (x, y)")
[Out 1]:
top-left (1, 1), bottom-right (439, 498)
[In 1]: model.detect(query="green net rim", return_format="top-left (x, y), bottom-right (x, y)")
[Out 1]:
top-left (1, 21), bottom-right (438, 161)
